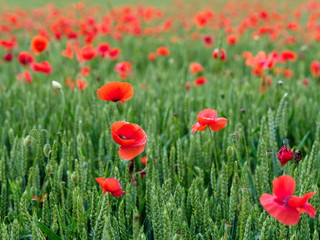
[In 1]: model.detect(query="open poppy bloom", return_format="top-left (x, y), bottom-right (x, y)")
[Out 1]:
top-left (80, 45), bottom-right (96, 61)
top-left (32, 61), bottom-right (52, 75)
top-left (97, 81), bottom-right (133, 104)
top-left (260, 175), bottom-right (316, 225)
top-left (190, 62), bottom-right (203, 74)
top-left (31, 35), bottom-right (49, 55)
top-left (76, 79), bottom-right (87, 91)
top-left (156, 46), bottom-right (170, 56)
top-left (95, 177), bottom-right (125, 197)
top-left (18, 51), bottom-right (34, 66)
top-left (62, 42), bottom-right (73, 59)
top-left (111, 121), bottom-right (147, 160)
top-left (191, 109), bottom-right (227, 133)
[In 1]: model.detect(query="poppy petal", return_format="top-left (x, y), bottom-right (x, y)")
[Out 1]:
top-left (260, 194), bottom-right (300, 225)
top-left (119, 144), bottom-right (146, 160)
top-left (112, 190), bottom-right (126, 197)
top-left (191, 122), bottom-right (207, 133)
top-left (197, 109), bottom-right (217, 125)
top-left (95, 177), bottom-right (107, 188)
top-left (272, 175), bottom-right (295, 201)
top-left (209, 118), bottom-right (227, 132)
top-left (105, 178), bottom-right (122, 193)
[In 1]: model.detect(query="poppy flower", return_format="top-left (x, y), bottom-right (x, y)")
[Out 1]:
top-left (280, 50), bottom-right (297, 62)
top-left (191, 109), bottom-right (227, 133)
top-left (0, 37), bottom-right (16, 49)
top-left (156, 46), bottom-right (170, 56)
top-left (190, 62), bottom-right (203, 74)
top-left (95, 177), bottom-right (125, 197)
top-left (260, 175), bottom-right (316, 225)
top-left (18, 51), bottom-right (34, 66)
top-left (185, 82), bottom-right (191, 92)
top-left (31, 35), bottom-right (49, 55)
top-left (194, 76), bottom-right (207, 86)
top-left (115, 61), bottom-right (133, 79)
top-left (62, 43), bottom-right (73, 59)
top-left (4, 52), bottom-right (13, 62)
top-left (310, 61), bottom-right (320, 77)
top-left (202, 35), bottom-right (213, 48)
top-left (277, 146), bottom-right (293, 166)
top-left (76, 79), bottom-right (87, 91)
top-left (32, 61), bottom-right (52, 75)
top-left (79, 66), bottom-right (91, 77)
top-left (109, 47), bottom-right (120, 60)
top-left (141, 156), bottom-right (148, 165)
top-left (98, 42), bottom-right (110, 58)
top-left (65, 77), bottom-right (75, 90)
top-left (148, 52), bottom-right (157, 61)
top-left (111, 121), bottom-right (147, 160)
top-left (227, 34), bottom-right (238, 45)
top-left (80, 45), bottom-right (96, 61)
top-left (212, 48), bottom-right (226, 61)
top-left (17, 70), bottom-right (33, 84)
top-left (97, 81), bottom-right (133, 104)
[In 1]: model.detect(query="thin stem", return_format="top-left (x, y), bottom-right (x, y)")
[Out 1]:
top-left (57, 90), bottom-right (66, 134)
top-left (209, 128), bottom-right (219, 170)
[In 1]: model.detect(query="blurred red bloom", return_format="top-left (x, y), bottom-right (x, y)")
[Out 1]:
top-left (109, 47), bottom-right (120, 60)
top-left (31, 35), bottom-right (49, 55)
top-left (141, 156), bottom-right (148, 166)
top-left (212, 48), bottom-right (226, 61)
top-left (194, 76), bottom-right (207, 86)
top-left (97, 81), bottom-right (133, 104)
top-left (18, 51), bottom-right (34, 66)
top-left (0, 37), bottom-right (16, 49)
top-left (17, 70), bottom-right (33, 83)
top-left (62, 43), bottom-right (73, 59)
top-left (95, 177), bottom-right (125, 197)
top-left (76, 79), bottom-right (87, 91)
top-left (80, 45), bottom-right (96, 61)
top-left (260, 175), bottom-right (316, 225)
top-left (98, 42), bottom-right (110, 58)
top-left (202, 35), bottom-right (213, 48)
top-left (191, 109), bottom-right (227, 133)
top-left (156, 46), bottom-right (170, 56)
top-left (227, 34), bottom-right (238, 45)
top-left (79, 66), bottom-right (91, 77)
top-left (277, 146), bottom-right (293, 166)
top-left (190, 62), bottom-right (203, 74)
top-left (4, 52), bottom-right (13, 62)
top-left (115, 61), bottom-right (133, 79)
top-left (310, 61), bottom-right (320, 77)
top-left (111, 121), bottom-right (147, 160)
top-left (281, 50), bottom-right (297, 62)
top-left (185, 82), bottom-right (191, 92)
top-left (148, 52), bottom-right (157, 61)
top-left (32, 61), bottom-right (52, 75)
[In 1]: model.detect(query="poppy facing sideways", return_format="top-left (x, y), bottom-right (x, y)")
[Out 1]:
top-left (111, 121), bottom-right (147, 160)
top-left (260, 175), bottom-right (316, 225)
top-left (95, 177), bottom-right (125, 197)
top-left (97, 81), bottom-right (133, 104)
top-left (191, 109), bottom-right (227, 133)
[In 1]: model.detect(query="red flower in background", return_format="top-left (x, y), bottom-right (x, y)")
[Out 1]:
top-left (111, 121), bottom-right (147, 160)
top-left (79, 66), bottom-right (91, 76)
top-left (109, 47), bottom-right (120, 60)
top-left (310, 61), bottom-right (320, 77)
top-left (192, 109), bottom-right (227, 133)
top-left (32, 61), bottom-right (52, 75)
top-left (194, 76), bottom-right (207, 86)
top-left (190, 62), bottom-right (203, 74)
top-left (4, 52), bottom-right (13, 62)
top-left (95, 177), bottom-right (125, 197)
top-left (227, 34), bottom-right (238, 45)
top-left (76, 79), bottom-right (87, 91)
top-left (277, 146), bottom-right (293, 166)
top-left (260, 175), bottom-right (316, 225)
top-left (31, 35), bottom-right (49, 55)
top-left (18, 51), bottom-right (34, 66)
top-left (97, 81), bottom-right (133, 104)
top-left (141, 156), bottom-right (148, 166)
top-left (202, 35), bottom-right (213, 48)
top-left (0, 37), bottom-right (16, 49)
top-left (148, 52), bottom-right (156, 61)
top-left (62, 43), bottom-right (73, 59)
top-left (98, 42), bottom-right (110, 58)
top-left (280, 50), bottom-right (297, 62)
top-left (80, 45), bottom-right (96, 61)
top-left (213, 48), bottom-right (226, 61)
top-left (115, 61), bottom-right (133, 79)
top-left (17, 70), bottom-right (33, 83)
top-left (156, 46), bottom-right (170, 56)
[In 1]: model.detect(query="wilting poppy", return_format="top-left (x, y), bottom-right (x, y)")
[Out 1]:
top-left (156, 46), bottom-right (170, 56)
top-left (31, 35), bottom-right (49, 55)
top-left (95, 177), bottom-right (125, 197)
top-left (191, 109), bottom-right (227, 133)
top-left (76, 79), bottom-right (87, 91)
top-left (97, 81), bottom-right (133, 104)
top-left (111, 121), bottom-right (147, 160)
top-left (260, 175), bottom-right (316, 225)
top-left (18, 51), bottom-right (34, 66)
top-left (277, 146), bottom-right (293, 166)
top-left (32, 61), bottom-right (52, 75)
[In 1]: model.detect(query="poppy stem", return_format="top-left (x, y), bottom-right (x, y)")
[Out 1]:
top-left (282, 165), bottom-right (287, 175)
top-left (209, 129), bottom-right (219, 170)
top-left (57, 90), bottom-right (65, 134)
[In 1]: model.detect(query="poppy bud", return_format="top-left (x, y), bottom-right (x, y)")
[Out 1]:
top-left (43, 143), bottom-right (51, 157)
top-left (52, 81), bottom-right (62, 91)
top-left (24, 135), bottom-right (32, 147)
top-left (83, 162), bottom-right (88, 168)
top-left (72, 172), bottom-right (79, 182)
top-left (51, 223), bottom-right (58, 233)
top-left (227, 146), bottom-right (234, 157)
top-left (294, 150), bottom-right (302, 164)
top-left (30, 186), bottom-right (37, 197)
top-left (46, 163), bottom-right (52, 173)
top-left (77, 133), bottom-right (84, 145)
top-left (277, 146), bottom-right (293, 166)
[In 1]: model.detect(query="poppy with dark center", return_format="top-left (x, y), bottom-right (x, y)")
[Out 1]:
top-left (111, 121), bottom-right (147, 160)
top-left (191, 109), bottom-right (227, 133)
top-left (18, 51), bottom-right (34, 66)
top-left (260, 175), bottom-right (316, 225)
top-left (277, 145), bottom-right (293, 166)
top-left (95, 177), bottom-right (125, 197)
top-left (31, 35), bottom-right (49, 55)
top-left (97, 81), bottom-right (133, 104)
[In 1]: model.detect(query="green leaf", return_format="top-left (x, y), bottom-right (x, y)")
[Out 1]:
top-left (37, 222), bottom-right (62, 240)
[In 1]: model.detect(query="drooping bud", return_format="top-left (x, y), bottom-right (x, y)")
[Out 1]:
top-left (43, 143), bottom-right (51, 157)
top-left (227, 146), bottom-right (234, 157)
top-left (277, 146), bottom-right (293, 166)
top-left (294, 150), bottom-right (302, 164)
top-left (24, 135), bottom-right (32, 147)
top-left (52, 81), bottom-right (62, 91)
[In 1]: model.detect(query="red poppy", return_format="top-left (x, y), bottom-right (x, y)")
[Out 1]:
top-left (156, 46), bottom-right (170, 56)
top-left (212, 48), bottom-right (226, 61)
top-left (0, 37), bottom-right (16, 49)
top-left (185, 82), bottom-right (191, 92)
top-left (80, 45), bottom-right (96, 61)
top-left (76, 79), bottom-right (87, 91)
top-left (97, 81), bottom-right (133, 104)
top-left (95, 177), bottom-right (125, 197)
top-left (17, 70), bottom-right (32, 83)
top-left (111, 121), bottom-right (147, 160)
top-left (277, 146), bottom-right (293, 166)
top-left (65, 77), bottom-right (75, 90)
top-left (202, 35), bottom-right (213, 48)
top-left (31, 35), bottom-right (49, 55)
top-left (194, 76), bottom-right (207, 86)
top-left (148, 52), bottom-right (157, 61)
top-left (141, 156), bottom-right (148, 166)
top-left (260, 175), bottom-right (316, 225)
top-left (281, 50), bottom-right (297, 62)
top-left (32, 61), bottom-right (52, 75)
top-left (18, 51), bottom-right (34, 66)
top-left (4, 52), bottom-right (13, 62)
top-left (191, 109), bottom-right (227, 133)
top-left (109, 47), bottom-right (120, 60)
top-left (115, 61), bottom-right (133, 79)
top-left (79, 66), bottom-right (91, 77)
top-left (98, 42), bottom-right (110, 58)
top-left (62, 43), bottom-right (73, 59)
top-left (310, 61), bottom-right (320, 77)
top-left (190, 62), bottom-right (203, 74)
top-left (227, 34), bottom-right (238, 45)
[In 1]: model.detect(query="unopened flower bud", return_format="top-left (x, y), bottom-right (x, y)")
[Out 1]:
top-left (77, 133), bottom-right (84, 145)
top-left (294, 150), bottom-right (302, 164)
top-left (24, 135), bottom-right (32, 147)
top-left (43, 143), bottom-right (51, 157)
top-left (52, 81), bottom-right (62, 91)
top-left (51, 223), bottom-right (58, 233)
top-left (227, 146), bottom-right (234, 157)
top-left (71, 172), bottom-right (79, 182)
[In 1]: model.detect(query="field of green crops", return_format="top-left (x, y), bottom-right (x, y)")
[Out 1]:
top-left (0, 0), bottom-right (320, 239)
